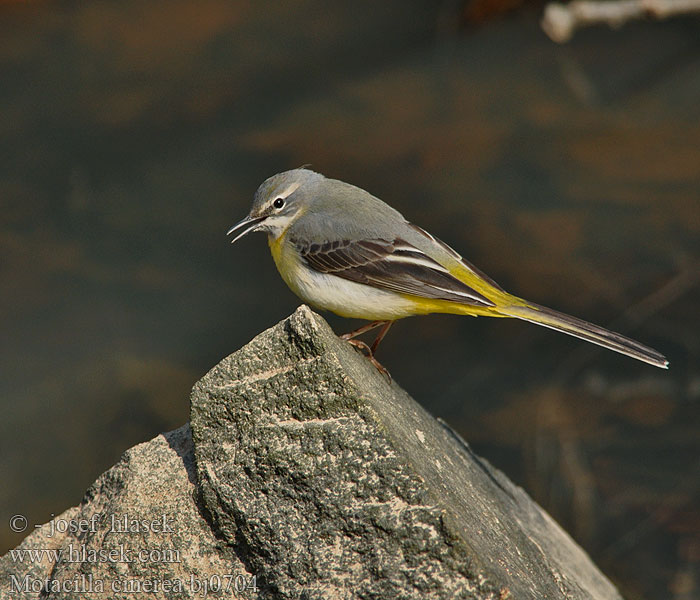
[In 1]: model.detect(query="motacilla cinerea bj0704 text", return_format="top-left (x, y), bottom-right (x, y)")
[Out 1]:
top-left (228, 168), bottom-right (668, 377)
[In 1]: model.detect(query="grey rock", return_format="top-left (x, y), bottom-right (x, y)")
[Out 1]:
top-left (0, 425), bottom-right (257, 599)
top-left (191, 305), bottom-right (622, 600)
top-left (1, 305), bottom-right (622, 599)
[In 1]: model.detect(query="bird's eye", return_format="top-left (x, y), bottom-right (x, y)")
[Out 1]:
top-left (273, 197), bottom-right (285, 209)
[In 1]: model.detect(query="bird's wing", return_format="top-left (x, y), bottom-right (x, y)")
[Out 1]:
top-left (293, 236), bottom-right (495, 307)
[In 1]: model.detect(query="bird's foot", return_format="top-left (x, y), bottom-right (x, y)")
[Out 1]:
top-left (344, 339), bottom-right (392, 382)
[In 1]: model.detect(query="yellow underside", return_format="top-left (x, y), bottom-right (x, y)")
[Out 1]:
top-left (392, 296), bottom-right (507, 319)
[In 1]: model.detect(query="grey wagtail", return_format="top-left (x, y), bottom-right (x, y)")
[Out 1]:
top-left (228, 168), bottom-right (668, 374)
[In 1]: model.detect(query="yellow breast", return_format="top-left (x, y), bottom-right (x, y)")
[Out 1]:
top-left (269, 232), bottom-right (297, 286)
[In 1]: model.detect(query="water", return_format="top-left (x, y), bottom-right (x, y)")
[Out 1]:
top-left (1, 2), bottom-right (699, 598)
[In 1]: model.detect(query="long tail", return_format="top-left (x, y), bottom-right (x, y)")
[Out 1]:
top-left (502, 302), bottom-right (668, 369)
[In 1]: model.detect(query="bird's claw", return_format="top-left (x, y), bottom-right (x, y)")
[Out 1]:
top-left (344, 339), bottom-right (392, 382)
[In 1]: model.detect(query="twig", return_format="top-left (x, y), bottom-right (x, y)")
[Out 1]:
top-left (542, 0), bottom-right (700, 43)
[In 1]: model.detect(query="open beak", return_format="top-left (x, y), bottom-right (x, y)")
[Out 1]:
top-left (227, 215), bottom-right (266, 244)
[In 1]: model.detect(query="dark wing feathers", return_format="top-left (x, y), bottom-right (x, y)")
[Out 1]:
top-left (293, 237), bottom-right (495, 307)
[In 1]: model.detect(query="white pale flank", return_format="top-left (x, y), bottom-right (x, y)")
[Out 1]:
top-left (283, 260), bottom-right (418, 320)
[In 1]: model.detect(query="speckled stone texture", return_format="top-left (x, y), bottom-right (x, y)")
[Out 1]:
top-left (0, 424), bottom-right (256, 599)
top-left (1, 305), bottom-right (622, 599)
top-left (190, 305), bottom-right (622, 600)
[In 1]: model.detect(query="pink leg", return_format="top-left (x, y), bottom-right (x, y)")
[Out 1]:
top-left (340, 320), bottom-right (389, 341)
top-left (341, 320), bottom-right (394, 381)
top-left (370, 321), bottom-right (393, 354)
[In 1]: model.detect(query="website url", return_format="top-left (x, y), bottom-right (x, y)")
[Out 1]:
top-left (10, 543), bottom-right (181, 564)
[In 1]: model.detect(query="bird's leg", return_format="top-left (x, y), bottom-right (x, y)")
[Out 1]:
top-left (370, 321), bottom-right (393, 354)
top-left (340, 320), bottom-right (388, 341)
top-left (341, 320), bottom-right (393, 381)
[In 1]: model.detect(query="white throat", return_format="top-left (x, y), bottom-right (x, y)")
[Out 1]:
top-left (260, 213), bottom-right (296, 239)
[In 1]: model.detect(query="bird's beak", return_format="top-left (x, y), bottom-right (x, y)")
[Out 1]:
top-left (227, 215), bottom-right (266, 244)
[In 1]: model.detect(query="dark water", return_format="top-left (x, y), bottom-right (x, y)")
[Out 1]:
top-left (1, 2), bottom-right (699, 598)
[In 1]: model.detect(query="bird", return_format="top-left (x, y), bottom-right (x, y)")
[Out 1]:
top-left (228, 168), bottom-right (668, 375)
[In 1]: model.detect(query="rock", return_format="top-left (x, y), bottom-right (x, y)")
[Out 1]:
top-left (0, 424), bottom-right (257, 599)
top-left (1, 306), bottom-right (623, 599)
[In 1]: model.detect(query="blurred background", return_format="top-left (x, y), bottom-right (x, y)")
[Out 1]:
top-left (1, 1), bottom-right (698, 598)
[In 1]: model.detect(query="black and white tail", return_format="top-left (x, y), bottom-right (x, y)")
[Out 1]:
top-left (503, 302), bottom-right (668, 369)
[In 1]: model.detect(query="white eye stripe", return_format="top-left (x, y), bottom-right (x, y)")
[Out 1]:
top-left (272, 182), bottom-right (301, 205)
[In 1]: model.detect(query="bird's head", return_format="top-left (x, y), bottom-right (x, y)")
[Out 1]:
top-left (228, 168), bottom-right (323, 243)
